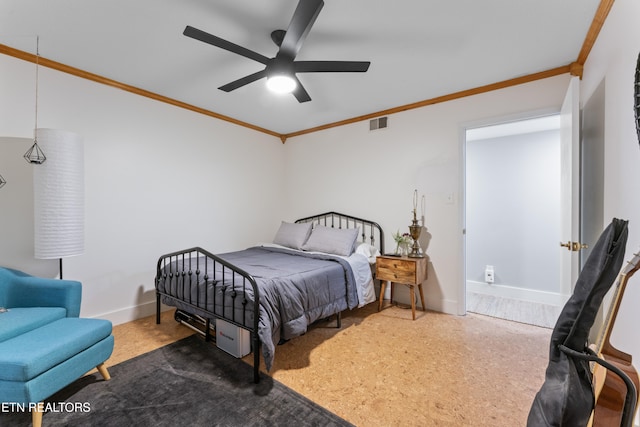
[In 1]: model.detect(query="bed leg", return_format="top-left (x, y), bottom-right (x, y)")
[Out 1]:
top-left (156, 293), bottom-right (161, 324)
top-left (336, 312), bottom-right (341, 328)
top-left (205, 318), bottom-right (211, 342)
top-left (253, 334), bottom-right (261, 383)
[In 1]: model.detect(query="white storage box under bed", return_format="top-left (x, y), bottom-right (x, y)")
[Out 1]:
top-left (215, 318), bottom-right (250, 358)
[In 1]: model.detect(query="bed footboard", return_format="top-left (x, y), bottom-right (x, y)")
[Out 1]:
top-left (155, 246), bottom-right (261, 383)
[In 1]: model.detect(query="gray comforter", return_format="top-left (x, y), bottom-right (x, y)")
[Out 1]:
top-left (159, 246), bottom-right (359, 370)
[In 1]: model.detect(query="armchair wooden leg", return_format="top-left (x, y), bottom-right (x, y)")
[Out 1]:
top-left (96, 363), bottom-right (111, 380)
top-left (32, 403), bottom-right (43, 427)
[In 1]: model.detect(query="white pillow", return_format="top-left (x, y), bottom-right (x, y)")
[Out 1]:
top-left (355, 242), bottom-right (380, 259)
top-left (273, 221), bottom-right (312, 250)
top-left (302, 225), bottom-right (359, 256)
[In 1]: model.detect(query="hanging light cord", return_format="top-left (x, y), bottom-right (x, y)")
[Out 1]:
top-left (24, 36), bottom-right (46, 164)
top-left (34, 36), bottom-right (39, 134)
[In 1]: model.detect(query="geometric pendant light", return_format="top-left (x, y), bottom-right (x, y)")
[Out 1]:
top-left (24, 139), bottom-right (47, 164)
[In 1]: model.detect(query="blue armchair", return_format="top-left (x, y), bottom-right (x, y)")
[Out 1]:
top-left (0, 267), bottom-right (114, 427)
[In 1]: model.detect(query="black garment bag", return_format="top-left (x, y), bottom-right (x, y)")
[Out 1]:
top-left (527, 218), bottom-right (629, 426)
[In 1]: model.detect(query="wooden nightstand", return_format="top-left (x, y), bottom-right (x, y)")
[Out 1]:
top-left (376, 255), bottom-right (427, 320)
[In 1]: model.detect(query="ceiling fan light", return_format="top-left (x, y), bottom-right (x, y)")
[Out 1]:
top-left (266, 75), bottom-right (296, 94)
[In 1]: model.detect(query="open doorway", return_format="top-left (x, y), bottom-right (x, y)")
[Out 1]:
top-left (464, 115), bottom-right (564, 328)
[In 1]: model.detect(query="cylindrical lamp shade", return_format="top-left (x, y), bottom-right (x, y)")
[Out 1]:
top-left (34, 129), bottom-right (84, 259)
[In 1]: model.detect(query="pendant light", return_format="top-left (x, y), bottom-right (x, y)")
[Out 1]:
top-left (24, 36), bottom-right (46, 165)
top-left (0, 174), bottom-right (6, 189)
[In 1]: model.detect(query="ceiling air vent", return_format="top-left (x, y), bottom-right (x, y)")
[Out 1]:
top-left (369, 117), bottom-right (388, 131)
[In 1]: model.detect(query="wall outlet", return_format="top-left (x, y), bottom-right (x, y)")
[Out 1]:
top-left (445, 193), bottom-right (455, 204)
top-left (484, 265), bottom-right (494, 283)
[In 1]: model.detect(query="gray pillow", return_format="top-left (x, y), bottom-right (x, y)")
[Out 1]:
top-left (302, 225), bottom-right (359, 256)
top-left (273, 221), bottom-right (313, 250)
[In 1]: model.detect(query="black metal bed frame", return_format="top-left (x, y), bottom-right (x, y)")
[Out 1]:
top-left (155, 211), bottom-right (384, 383)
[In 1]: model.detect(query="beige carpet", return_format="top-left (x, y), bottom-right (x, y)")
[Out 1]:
top-left (247, 303), bottom-right (552, 426)
top-left (109, 303), bottom-right (552, 427)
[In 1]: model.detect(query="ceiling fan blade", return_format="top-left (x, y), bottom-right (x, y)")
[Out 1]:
top-left (218, 69), bottom-right (267, 92)
top-left (184, 25), bottom-right (270, 65)
top-left (291, 76), bottom-right (311, 103)
top-left (278, 0), bottom-right (324, 60)
top-left (294, 61), bottom-right (370, 73)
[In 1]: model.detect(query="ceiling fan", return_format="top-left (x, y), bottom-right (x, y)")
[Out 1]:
top-left (183, 0), bottom-right (370, 103)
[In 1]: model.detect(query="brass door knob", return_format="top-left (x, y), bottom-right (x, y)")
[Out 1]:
top-left (572, 242), bottom-right (588, 251)
top-left (560, 241), bottom-right (588, 251)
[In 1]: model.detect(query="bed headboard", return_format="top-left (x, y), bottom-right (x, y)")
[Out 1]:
top-left (295, 211), bottom-right (384, 254)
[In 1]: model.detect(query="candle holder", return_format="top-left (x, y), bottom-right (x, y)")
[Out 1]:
top-left (408, 215), bottom-right (424, 258)
top-left (408, 189), bottom-right (425, 258)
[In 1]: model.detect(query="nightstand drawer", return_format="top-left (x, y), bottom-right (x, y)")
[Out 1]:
top-left (376, 258), bottom-right (417, 283)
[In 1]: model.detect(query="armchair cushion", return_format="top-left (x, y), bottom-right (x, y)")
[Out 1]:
top-left (0, 307), bottom-right (66, 343)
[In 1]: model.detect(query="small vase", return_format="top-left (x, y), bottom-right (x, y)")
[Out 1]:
top-left (395, 242), bottom-right (410, 256)
top-left (402, 242), bottom-right (411, 256)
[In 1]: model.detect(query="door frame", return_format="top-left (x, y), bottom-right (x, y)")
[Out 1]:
top-left (559, 75), bottom-right (582, 298)
top-left (458, 107), bottom-right (562, 316)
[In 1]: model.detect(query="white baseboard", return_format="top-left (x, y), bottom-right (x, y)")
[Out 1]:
top-left (377, 280), bottom-right (459, 315)
top-left (100, 283), bottom-right (465, 327)
top-left (430, 298), bottom-right (459, 315)
top-left (88, 300), bottom-right (173, 326)
top-left (467, 280), bottom-right (566, 306)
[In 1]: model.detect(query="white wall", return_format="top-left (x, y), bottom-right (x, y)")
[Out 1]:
top-left (0, 54), bottom-right (286, 323)
top-left (284, 75), bottom-right (570, 314)
top-left (2, 0), bottom-right (636, 375)
top-left (0, 137), bottom-right (58, 278)
top-left (466, 129), bottom-right (561, 294)
top-left (581, 0), bottom-right (640, 410)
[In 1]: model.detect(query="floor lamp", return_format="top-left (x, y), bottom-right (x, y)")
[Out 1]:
top-left (33, 129), bottom-right (84, 279)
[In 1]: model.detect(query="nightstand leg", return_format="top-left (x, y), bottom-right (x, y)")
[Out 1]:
top-left (418, 283), bottom-right (426, 312)
top-left (410, 285), bottom-right (416, 320)
top-left (378, 281), bottom-right (387, 311)
top-left (390, 281), bottom-right (395, 304)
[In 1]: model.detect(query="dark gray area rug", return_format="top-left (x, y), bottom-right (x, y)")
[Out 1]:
top-left (2, 335), bottom-right (353, 426)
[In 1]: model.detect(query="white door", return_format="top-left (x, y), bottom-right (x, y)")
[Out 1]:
top-left (559, 76), bottom-right (581, 297)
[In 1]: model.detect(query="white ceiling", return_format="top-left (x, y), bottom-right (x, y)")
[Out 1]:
top-left (0, 0), bottom-right (601, 136)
